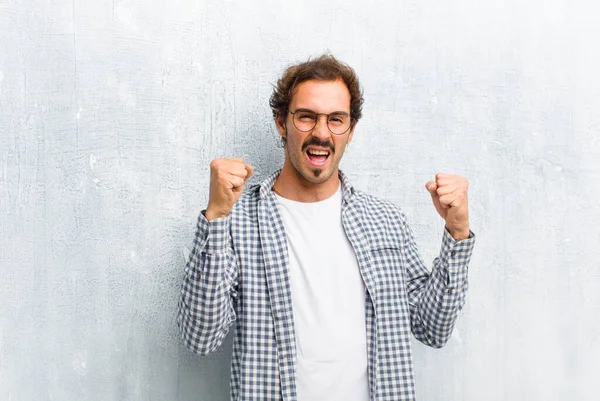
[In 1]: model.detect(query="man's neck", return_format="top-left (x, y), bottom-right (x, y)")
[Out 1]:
top-left (273, 165), bottom-right (340, 203)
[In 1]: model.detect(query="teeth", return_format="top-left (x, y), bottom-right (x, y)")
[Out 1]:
top-left (307, 150), bottom-right (329, 155)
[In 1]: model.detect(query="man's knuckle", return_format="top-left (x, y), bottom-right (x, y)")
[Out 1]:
top-left (210, 159), bottom-right (223, 169)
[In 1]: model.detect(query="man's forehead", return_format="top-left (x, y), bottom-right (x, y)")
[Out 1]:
top-left (290, 79), bottom-right (351, 111)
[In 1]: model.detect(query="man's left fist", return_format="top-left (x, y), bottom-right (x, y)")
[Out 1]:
top-left (425, 173), bottom-right (470, 241)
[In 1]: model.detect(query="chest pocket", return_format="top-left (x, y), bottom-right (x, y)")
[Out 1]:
top-left (367, 244), bottom-right (409, 317)
top-left (369, 243), bottom-right (406, 286)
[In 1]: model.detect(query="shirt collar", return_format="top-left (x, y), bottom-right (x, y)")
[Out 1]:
top-left (258, 169), bottom-right (355, 204)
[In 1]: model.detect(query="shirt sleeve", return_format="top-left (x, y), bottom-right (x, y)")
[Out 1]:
top-left (402, 213), bottom-right (476, 348)
top-left (177, 211), bottom-right (239, 355)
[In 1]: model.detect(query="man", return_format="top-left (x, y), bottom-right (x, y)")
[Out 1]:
top-left (178, 54), bottom-right (475, 401)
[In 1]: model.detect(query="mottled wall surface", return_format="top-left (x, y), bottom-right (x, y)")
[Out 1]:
top-left (1, 0), bottom-right (599, 400)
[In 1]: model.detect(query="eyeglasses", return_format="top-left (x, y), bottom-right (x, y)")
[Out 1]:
top-left (288, 109), bottom-right (353, 135)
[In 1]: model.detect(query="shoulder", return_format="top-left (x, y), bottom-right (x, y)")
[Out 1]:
top-left (230, 184), bottom-right (261, 216)
top-left (239, 183), bottom-right (262, 203)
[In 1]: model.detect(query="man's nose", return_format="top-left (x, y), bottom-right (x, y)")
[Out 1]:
top-left (312, 115), bottom-right (331, 140)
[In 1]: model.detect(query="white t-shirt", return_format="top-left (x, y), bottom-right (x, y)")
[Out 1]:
top-left (274, 183), bottom-right (370, 401)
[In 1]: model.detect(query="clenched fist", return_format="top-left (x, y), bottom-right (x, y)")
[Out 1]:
top-left (425, 173), bottom-right (470, 241)
top-left (205, 158), bottom-right (254, 221)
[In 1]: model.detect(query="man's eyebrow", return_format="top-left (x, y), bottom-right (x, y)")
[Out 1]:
top-left (293, 108), bottom-right (350, 115)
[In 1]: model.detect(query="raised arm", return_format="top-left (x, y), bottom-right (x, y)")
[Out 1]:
top-left (177, 158), bottom-right (253, 355)
top-left (405, 173), bottom-right (475, 347)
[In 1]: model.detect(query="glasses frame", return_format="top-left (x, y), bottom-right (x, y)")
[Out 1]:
top-left (288, 109), bottom-right (354, 135)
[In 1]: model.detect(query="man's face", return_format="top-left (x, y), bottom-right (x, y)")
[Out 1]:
top-left (276, 79), bottom-right (354, 185)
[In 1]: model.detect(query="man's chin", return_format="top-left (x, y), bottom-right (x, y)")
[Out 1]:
top-left (302, 166), bottom-right (335, 184)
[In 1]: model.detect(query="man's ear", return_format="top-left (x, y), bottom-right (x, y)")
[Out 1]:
top-left (347, 120), bottom-right (357, 144)
top-left (275, 112), bottom-right (286, 137)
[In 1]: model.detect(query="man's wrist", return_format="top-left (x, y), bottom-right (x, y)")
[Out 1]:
top-left (446, 226), bottom-right (470, 241)
top-left (204, 207), bottom-right (228, 222)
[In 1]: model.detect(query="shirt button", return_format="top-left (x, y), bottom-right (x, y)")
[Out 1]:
top-left (450, 250), bottom-right (456, 258)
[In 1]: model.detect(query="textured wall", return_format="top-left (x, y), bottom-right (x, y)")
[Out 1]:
top-left (1, 0), bottom-right (599, 400)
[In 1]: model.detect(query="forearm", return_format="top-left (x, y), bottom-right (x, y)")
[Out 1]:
top-left (177, 212), bottom-right (238, 355)
top-left (409, 229), bottom-right (475, 348)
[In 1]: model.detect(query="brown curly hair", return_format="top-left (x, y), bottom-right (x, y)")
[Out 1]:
top-left (269, 54), bottom-right (364, 127)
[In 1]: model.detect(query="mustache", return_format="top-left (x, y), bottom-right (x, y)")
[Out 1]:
top-left (301, 137), bottom-right (335, 153)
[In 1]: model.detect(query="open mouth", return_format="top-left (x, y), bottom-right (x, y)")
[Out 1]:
top-left (306, 148), bottom-right (331, 166)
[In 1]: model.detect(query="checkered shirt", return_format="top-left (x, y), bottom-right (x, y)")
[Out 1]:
top-left (178, 170), bottom-right (475, 401)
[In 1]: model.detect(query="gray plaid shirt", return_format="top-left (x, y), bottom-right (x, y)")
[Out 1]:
top-left (178, 170), bottom-right (475, 401)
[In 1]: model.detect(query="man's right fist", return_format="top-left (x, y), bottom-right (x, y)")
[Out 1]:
top-left (205, 158), bottom-right (254, 221)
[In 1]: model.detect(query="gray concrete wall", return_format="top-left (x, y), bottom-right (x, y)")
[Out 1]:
top-left (1, 0), bottom-right (599, 400)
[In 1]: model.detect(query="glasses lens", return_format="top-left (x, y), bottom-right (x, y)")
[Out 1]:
top-left (293, 110), bottom-right (317, 131)
top-left (327, 114), bottom-right (351, 135)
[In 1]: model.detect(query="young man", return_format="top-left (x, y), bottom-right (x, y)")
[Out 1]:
top-left (178, 55), bottom-right (475, 401)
